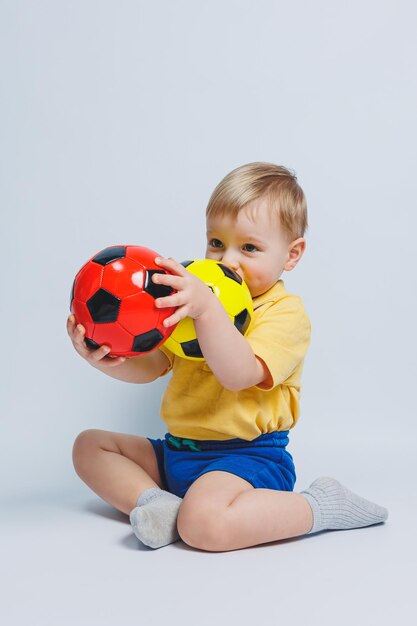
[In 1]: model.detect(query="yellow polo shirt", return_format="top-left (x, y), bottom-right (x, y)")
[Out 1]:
top-left (157, 279), bottom-right (311, 441)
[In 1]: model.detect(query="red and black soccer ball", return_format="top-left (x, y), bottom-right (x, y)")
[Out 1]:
top-left (70, 245), bottom-right (177, 357)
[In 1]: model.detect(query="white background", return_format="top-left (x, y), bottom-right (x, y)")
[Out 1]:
top-left (1, 1), bottom-right (416, 624)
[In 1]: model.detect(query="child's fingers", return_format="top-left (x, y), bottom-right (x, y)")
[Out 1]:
top-left (67, 314), bottom-right (125, 366)
top-left (68, 320), bottom-right (91, 355)
top-left (152, 272), bottom-right (182, 290)
top-left (162, 307), bottom-right (189, 328)
top-left (66, 314), bottom-right (84, 341)
top-left (90, 346), bottom-right (126, 367)
top-left (104, 355), bottom-right (126, 367)
top-left (66, 316), bottom-right (85, 348)
top-left (88, 344), bottom-right (110, 361)
top-left (66, 314), bottom-right (76, 335)
top-left (155, 293), bottom-right (183, 309)
top-left (162, 315), bottom-right (180, 328)
top-left (73, 323), bottom-right (87, 347)
top-left (84, 341), bottom-right (126, 365)
top-left (154, 257), bottom-right (186, 276)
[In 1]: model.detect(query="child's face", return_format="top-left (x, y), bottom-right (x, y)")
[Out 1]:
top-left (205, 196), bottom-right (305, 297)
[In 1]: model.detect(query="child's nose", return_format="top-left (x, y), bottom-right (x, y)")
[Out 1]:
top-left (221, 251), bottom-right (240, 271)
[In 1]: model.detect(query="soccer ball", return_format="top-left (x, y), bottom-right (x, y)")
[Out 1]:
top-left (70, 245), bottom-right (177, 357)
top-left (162, 259), bottom-right (253, 360)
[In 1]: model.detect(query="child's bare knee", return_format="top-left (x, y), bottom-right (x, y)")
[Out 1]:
top-left (177, 501), bottom-right (228, 551)
top-left (72, 429), bottom-right (103, 472)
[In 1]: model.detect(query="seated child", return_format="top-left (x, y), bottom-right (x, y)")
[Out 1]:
top-left (68, 162), bottom-right (388, 551)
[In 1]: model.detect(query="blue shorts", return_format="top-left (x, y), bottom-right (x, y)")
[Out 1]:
top-left (147, 431), bottom-right (296, 498)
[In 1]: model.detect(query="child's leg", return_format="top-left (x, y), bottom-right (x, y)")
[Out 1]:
top-left (72, 429), bottom-right (164, 515)
top-left (177, 470), bottom-right (312, 551)
top-left (177, 471), bottom-right (388, 552)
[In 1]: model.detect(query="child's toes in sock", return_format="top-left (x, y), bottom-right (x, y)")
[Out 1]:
top-left (301, 476), bottom-right (389, 534)
top-left (129, 487), bottom-right (182, 549)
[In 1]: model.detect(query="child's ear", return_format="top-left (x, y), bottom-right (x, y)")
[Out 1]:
top-left (284, 238), bottom-right (306, 271)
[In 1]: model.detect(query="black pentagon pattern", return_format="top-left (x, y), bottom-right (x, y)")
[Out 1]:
top-left (85, 337), bottom-right (101, 350)
top-left (87, 288), bottom-right (121, 323)
top-left (144, 270), bottom-right (175, 299)
top-left (234, 309), bottom-right (251, 335)
top-left (92, 246), bottom-right (127, 266)
top-left (180, 260), bottom-right (194, 268)
top-left (218, 263), bottom-right (242, 284)
top-left (133, 329), bottom-right (164, 352)
top-left (181, 339), bottom-right (203, 359)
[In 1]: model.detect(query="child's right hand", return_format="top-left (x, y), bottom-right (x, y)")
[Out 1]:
top-left (66, 314), bottom-right (126, 369)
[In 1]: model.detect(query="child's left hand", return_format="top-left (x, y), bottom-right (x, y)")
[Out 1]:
top-left (153, 257), bottom-right (216, 328)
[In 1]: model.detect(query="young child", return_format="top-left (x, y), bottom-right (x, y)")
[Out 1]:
top-left (68, 162), bottom-right (388, 552)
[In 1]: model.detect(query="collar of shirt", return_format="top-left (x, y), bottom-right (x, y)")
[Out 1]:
top-left (252, 280), bottom-right (287, 311)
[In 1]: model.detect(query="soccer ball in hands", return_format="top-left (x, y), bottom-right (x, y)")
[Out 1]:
top-left (70, 245), bottom-right (177, 357)
top-left (162, 259), bottom-right (253, 360)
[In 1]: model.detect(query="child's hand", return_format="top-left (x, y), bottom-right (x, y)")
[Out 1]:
top-left (153, 257), bottom-right (217, 328)
top-left (66, 314), bottom-right (126, 368)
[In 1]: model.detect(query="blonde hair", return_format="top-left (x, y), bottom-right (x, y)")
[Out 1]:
top-left (205, 162), bottom-right (308, 242)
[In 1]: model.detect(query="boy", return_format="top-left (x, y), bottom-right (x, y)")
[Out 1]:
top-left (68, 162), bottom-right (388, 552)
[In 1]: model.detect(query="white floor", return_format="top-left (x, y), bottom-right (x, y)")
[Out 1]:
top-left (1, 482), bottom-right (414, 626)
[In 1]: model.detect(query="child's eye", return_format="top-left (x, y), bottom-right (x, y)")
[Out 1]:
top-left (209, 239), bottom-right (223, 248)
top-left (242, 243), bottom-right (257, 252)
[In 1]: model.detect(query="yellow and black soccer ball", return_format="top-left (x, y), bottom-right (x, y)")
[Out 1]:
top-left (162, 259), bottom-right (253, 360)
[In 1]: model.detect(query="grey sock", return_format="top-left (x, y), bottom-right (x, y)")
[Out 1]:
top-left (129, 487), bottom-right (182, 549)
top-left (300, 476), bottom-right (389, 534)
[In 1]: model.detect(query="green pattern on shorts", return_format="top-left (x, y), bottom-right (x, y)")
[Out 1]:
top-left (167, 435), bottom-right (202, 452)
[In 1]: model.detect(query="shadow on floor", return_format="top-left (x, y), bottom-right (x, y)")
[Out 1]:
top-left (80, 499), bottom-right (130, 523)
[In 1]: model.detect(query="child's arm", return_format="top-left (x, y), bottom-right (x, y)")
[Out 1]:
top-left (193, 297), bottom-right (269, 390)
top-left (152, 258), bottom-right (269, 391)
top-left (67, 314), bottom-right (170, 384)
